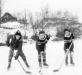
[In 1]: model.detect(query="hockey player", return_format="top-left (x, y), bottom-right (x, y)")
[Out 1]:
top-left (35, 30), bottom-right (50, 68)
top-left (64, 29), bottom-right (75, 66)
top-left (6, 30), bottom-right (30, 70)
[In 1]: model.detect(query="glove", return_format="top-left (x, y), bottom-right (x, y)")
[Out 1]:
top-left (66, 49), bottom-right (69, 55)
top-left (14, 55), bottom-right (18, 60)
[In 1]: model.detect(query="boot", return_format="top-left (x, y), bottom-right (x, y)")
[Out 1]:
top-left (24, 60), bottom-right (30, 68)
top-left (7, 62), bottom-right (11, 70)
top-left (43, 58), bottom-right (49, 67)
top-left (43, 62), bottom-right (49, 67)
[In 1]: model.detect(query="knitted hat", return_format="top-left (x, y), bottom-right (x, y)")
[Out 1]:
top-left (15, 30), bottom-right (21, 36)
top-left (39, 30), bottom-right (45, 34)
top-left (64, 29), bottom-right (70, 32)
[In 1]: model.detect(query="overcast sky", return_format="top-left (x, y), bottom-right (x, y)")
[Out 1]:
top-left (2, 0), bottom-right (82, 22)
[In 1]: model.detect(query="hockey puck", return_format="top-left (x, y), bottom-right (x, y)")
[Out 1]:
top-left (53, 69), bottom-right (59, 72)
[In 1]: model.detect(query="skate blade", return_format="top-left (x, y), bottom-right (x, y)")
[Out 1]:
top-left (39, 70), bottom-right (43, 74)
top-left (39, 67), bottom-right (44, 74)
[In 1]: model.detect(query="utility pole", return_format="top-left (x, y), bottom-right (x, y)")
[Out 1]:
top-left (0, 0), bottom-right (2, 27)
top-left (24, 9), bottom-right (27, 38)
top-left (24, 9), bottom-right (28, 29)
top-left (0, 0), bottom-right (1, 17)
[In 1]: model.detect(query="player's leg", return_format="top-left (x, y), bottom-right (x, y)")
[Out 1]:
top-left (70, 52), bottom-right (74, 65)
top-left (64, 43), bottom-right (69, 66)
top-left (14, 50), bottom-right (20, 60)
top-left (70, 43), bottom-right (74, 65)
top-left (7, 48), bottom-right (14, 70)
top-left (65, 54), bottom-right (68, 66)
top-left (38, 51), bottom-right (42, 68)
top-left (20, 50), bottom-right (30, 68)
top-left (36, 44), bottom-right (42, 67)
top-left (42, 51), bottom-right (48, 67)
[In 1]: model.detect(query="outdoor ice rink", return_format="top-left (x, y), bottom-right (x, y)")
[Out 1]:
top-left (0, 0), bottom-right (82, 75)
top-left (0, 39), bottom-right (82, 75)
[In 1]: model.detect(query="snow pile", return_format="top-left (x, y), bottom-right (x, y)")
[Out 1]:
top-left (0, 28), bottom-right (8, 43)
top-left (1, 22), bottom-right (21, 29)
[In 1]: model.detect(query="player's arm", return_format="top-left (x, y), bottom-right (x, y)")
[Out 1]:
top-left (64, 40), bottom-right (72, 42)
top-left (64, 36), bottom-right (72, 42)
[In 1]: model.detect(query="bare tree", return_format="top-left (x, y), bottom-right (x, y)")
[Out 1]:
top-left (0, 0), bottom-right (2, 27)
top-left (55, 11), bottom-right (82, 39)
top-left (0, 0), bottom-right (1, 17)
top-left (28, 5), bottom-right (52, 34)
top-left (28, 12), bottom-right (37, 34)
top-left (34, 5), bottom-right (50, 29)
top-left (40, 5), bottom-right (49, 18)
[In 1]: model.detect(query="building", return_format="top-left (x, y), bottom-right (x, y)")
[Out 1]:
top-left (0, 12), bottom-right (17, 24)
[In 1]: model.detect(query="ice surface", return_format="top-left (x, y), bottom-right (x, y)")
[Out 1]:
top-left (0, 39), bottom-right (82, 75)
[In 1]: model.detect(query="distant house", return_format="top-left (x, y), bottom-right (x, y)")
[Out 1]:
top-left (0, 12), bottom-right (17, 24)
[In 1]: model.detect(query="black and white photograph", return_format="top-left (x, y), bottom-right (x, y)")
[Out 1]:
top-left (0, 0), bottom-right (82, 75)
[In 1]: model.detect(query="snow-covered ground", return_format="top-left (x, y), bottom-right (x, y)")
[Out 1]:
top-left (0, 39), bottom-right (82, 75)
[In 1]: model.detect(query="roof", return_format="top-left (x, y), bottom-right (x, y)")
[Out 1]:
top-left (0, 12), bottom-right (17, 24)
